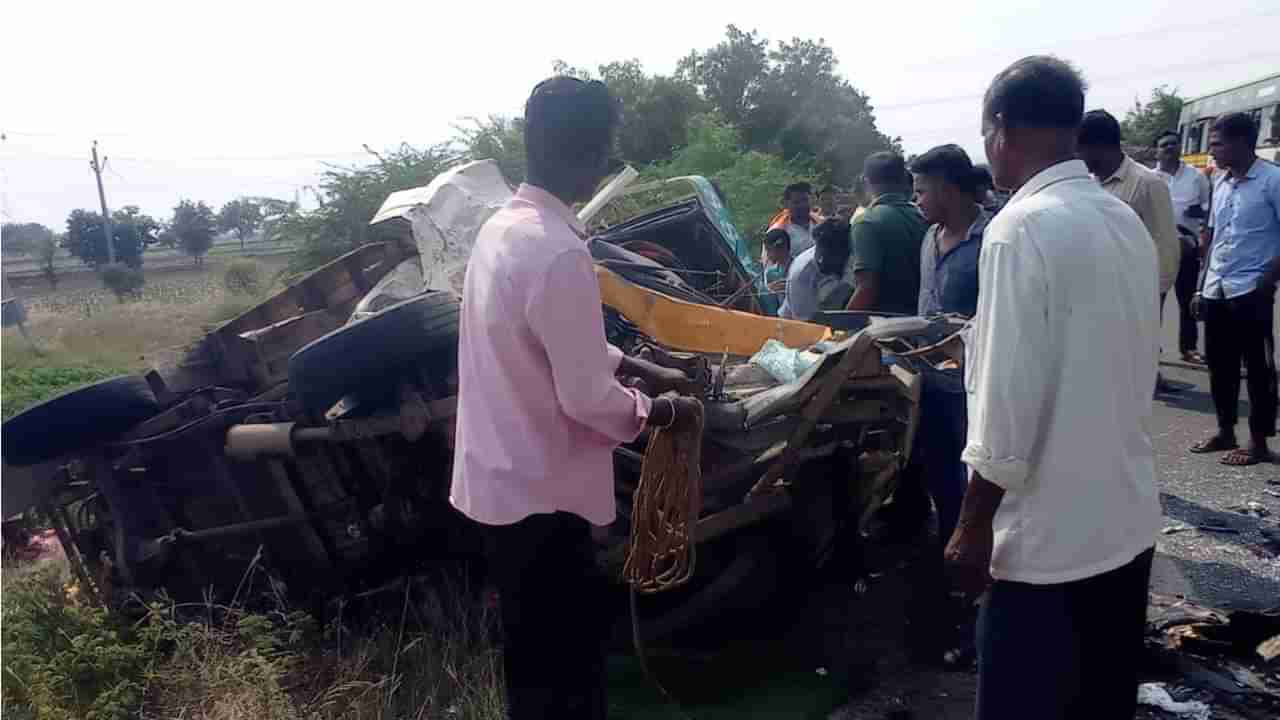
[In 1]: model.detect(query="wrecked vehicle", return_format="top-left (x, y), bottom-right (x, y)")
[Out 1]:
top-left (2, 160), bottom-right (944, 641)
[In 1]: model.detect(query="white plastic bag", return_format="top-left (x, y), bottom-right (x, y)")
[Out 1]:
top-left (1136, 683), bottom-right (1211, 720)
top-left (749, 339), bottom-right (823, 384)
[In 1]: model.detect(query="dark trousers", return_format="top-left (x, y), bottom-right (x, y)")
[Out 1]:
top-left (976, 547), bottom-right (1154, 720)
top-left (901, 370), bottom-right (969, 657)
top-left (1174, 240), bottom-right (1201, 354)
top-left (914, 370), bottom-right (968, 547)
top-left (1204, 289), bottom-right (1278, 439)
top-left (487, 512), bottom-right (608, 720)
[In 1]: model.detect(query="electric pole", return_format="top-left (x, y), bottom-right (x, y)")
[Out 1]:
top-left (90, 140), bottom-right (115, 265)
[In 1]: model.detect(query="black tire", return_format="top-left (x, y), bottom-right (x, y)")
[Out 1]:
top-left (2, 376), bottom-right (159, 466)
top-left (288, 292), bottom-right (461, 417)
top-left (616, 530), bottom-right (783, 648)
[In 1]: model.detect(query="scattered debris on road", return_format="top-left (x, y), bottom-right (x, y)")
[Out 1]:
top-left (1147, 594), bottom-right (1280, 718)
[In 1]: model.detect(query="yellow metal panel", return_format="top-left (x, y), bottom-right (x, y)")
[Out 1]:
top-left (1182, 153), bottom-right (1211, 168)
top-left (595, 266), bottom-right (832, 355)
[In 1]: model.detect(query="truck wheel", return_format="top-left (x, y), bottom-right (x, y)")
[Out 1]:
top-left (288, 292), bottom-right (460, 417)
top-left (2, 376), bottom-right (159, 466)
top-left (620, 530), bottom-right (783, 647)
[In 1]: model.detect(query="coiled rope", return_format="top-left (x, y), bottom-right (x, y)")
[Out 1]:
top-left (624, 397), bottom-right (705, 719)
top-left (624, 398), bottom-right (705, 593)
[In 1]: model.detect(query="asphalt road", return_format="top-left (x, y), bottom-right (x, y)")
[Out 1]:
top-left (1149, 292), bottom-right (1280, 610)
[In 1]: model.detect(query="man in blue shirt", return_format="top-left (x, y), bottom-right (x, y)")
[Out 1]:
top-left (898, 144), bottom-right (989, 665)
top-left (1191, 112), bottom-right (1280, 466)
top-left (913, 144), bottom-right (991, 318)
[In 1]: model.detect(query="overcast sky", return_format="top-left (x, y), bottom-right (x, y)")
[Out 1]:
top-left (3, 0), bottom-right (1278, 229)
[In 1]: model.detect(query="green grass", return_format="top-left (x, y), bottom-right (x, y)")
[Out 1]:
top-left (1, 361), bottom-right (127, 420)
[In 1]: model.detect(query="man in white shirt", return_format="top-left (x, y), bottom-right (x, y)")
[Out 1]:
top-left (945, 56), bottom-right (1161, 720)
top-left (1155, 129), bottom-right (1212, 363)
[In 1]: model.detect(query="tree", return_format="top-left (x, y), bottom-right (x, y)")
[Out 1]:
top-left (675, 25), bottom-right (768, 126)
top-left (112, 206), bottom-right (161, 244)
top-left (62, 209), bottom-right (147, 268)
top-left (455, 116), bottom-right (528, 184)
top-left (171, 200), bottom-right (217, 266)
top-left (1121, 86), bottom-right (1184, 148)
top-left (266, 144), bottom-right (461, 276)
top-left (35, 235), bottom-right (59, 289)
top-left (677, 26), bottom-right (898, 186)
top-left (651, 113), bottom-right (820, 243)
top-left (1, 223), bottom-right (55, 257)
top-left (550, 59), bottom-right (707, 167)
top-left (217, 199), bottom-right (264, 250)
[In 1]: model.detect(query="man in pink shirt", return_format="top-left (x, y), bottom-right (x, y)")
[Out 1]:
top-left (451, 76), bottom-right (700, 720)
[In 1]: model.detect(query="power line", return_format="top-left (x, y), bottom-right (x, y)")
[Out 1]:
top-left (876, 49), bottom-right (1280, 113)
top-left (894, 8), bottom-right (1280, 72)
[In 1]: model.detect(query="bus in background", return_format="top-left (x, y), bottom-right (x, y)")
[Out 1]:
top-left (1179, 72), bottom-right (1280, 168)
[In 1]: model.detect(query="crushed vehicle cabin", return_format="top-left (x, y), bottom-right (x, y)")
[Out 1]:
top-left (1, 160), bottom-right (955, 642)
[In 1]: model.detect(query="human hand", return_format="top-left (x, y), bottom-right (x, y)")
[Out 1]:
top-left (1190, 294), bottom-right (1204, 321)
top-left (667, 395), bottom-right (702, 431)
top-left (943, 523), bottom-right (994, 598)
top-left (651, 366), bottom-right (700, 396)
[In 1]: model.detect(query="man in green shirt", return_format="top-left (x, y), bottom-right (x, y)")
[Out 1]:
top-left (844, 152), bottom-right (929, 315)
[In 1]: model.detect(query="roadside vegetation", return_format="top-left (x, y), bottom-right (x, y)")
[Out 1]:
top-left (1, 557), bottom-right (505, 720)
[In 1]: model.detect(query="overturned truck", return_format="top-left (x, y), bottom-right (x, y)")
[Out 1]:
top-left (3, 161), bottom-right (956, 641)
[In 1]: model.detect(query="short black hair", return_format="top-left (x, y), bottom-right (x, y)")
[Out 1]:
top-left (863, 152), bottom-right (910, 188)
top-left (983, 55), bottom-right (1086, 131)
top-left (910, 144), bottom-right (981, 193)
top-left (765, 228), bottom-right (790, 249)
top-left (524, 77), bottom-right (618, 189)
top-left (1211, 112), bottom-right (1260, 147)
top-left (813, 218), bottom-right (851, 276)
top-left (1078, 109), bottom-right (1122, 147)
top-left (1154, 130), bottom-right (1180, 147)
top-left (784, 182), bottom-right (812, 199)
top-left (972, 165), bottom-right (994, 190)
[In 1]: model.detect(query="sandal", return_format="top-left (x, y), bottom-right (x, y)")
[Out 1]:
top-left (1181, 351), bottom-right (1206, 365)
top-left (1190, 436), bottom-right (1238, 454)
top-left (1220, 448), bottom-right (1275, 466)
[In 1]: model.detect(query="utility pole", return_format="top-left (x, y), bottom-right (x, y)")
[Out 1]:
top-left (90, 140), bottom-right (115, 265)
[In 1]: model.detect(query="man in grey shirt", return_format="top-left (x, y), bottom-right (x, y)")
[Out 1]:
top-left (779, 219), bottom-right (853, 321)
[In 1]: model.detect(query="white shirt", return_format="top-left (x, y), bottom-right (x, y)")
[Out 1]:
top-left (962, 160), bottom-right (1161, 585)
top-left (1158, 162), bottom-right (1211, 232)
top-left (784, 223), bottom-right (815, 258)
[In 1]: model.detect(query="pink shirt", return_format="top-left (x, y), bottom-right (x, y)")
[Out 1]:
top-left (450, 184), bottom-right (652, 527)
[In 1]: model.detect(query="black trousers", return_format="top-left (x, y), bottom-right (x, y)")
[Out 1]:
top-left (1203, 289), bottom-right (1278, 438)
top-left (1174, 239), bottom-right (1201, 354)
top-left (976, 547), bottom-right (1154, 720)
top-left (486, 512), bottom-right (608, 720)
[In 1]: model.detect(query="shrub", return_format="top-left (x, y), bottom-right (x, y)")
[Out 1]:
top-left (223, 260), bottom-right (264, 296)
top-left (98, 264), bottom-right (145, 302)
top-left (1, 563), bottom-right (148, 720)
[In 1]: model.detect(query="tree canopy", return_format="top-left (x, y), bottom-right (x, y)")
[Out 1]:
top-left (61, 207), bottom-right (157, 268)
top-left (2, 222), bottom-right (56, 256)
top-left (276, 25), bottom-right (897, 275)
top-left (217, 199), bottom-right (265, 250)
top-left (171, 200), bottom-right (218, 265)
top-left (1121, 86), bottom-right (1184, 148)
top-left (679, 26), bottom-right (898, 184)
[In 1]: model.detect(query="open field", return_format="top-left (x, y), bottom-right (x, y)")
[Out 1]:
top-left (1, 256), bottom-right (288, 419)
